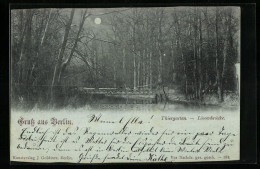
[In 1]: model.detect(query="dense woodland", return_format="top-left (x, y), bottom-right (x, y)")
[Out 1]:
top-left (11, 7), bottom-right (240, 107)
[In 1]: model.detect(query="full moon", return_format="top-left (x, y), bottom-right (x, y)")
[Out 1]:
top-left (94, 18), bottom-right (101, 24)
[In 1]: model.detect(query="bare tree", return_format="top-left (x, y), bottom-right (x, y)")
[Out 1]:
top-left (51, 9), bottom-right (75, 101)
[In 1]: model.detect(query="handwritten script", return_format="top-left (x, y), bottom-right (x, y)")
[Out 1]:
top-left (10, 111), bottom-right (239, 163)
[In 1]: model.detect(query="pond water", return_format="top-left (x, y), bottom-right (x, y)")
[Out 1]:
top-left (13, 93), bottom-right (239, 112)
top-left (82, 94), bottom-right (238, 112)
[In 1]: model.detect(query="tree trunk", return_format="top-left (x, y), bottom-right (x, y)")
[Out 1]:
top-left (198, 11), bottom-right (203, 101)
top-left (145, 49), bottom-right (149, 89)
top-left (137, 52), bottom-right (140, 88)
top-left (193, 9), bottom-right (198, 99)
top-left (17, 10), bottom-right (25, 70)
top-left (31, 9), bottom-right (52, 85)
top-left (18, 10), bottom-right (34, 100)
top-left (175, 14), bottom-right (188, 99)
top-left (113, 59), bottom-right (116, 88)
top-left (149, 51), bottom-right (152, 90)
top-left (50, 9), bottom-right (75, 102)
top-left (132, 23), bottom-right (137, 90)
top-left (203, 8), bottom-right (210, 92)
top-left (157, 9), bottom-right (164, 86)
top-left (179, 40), bottom-right (188, 100)
top-left (215, 8), bottom-right (223, 102)
top-left (170, 40), bottom-right (175, 83)
top-left (122, 47), bottom-right (126, 86)
top-left (58, 10), bottom-right (88, 83)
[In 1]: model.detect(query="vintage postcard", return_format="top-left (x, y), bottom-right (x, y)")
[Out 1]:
top-left (10, 7), bottom-right (240, 163)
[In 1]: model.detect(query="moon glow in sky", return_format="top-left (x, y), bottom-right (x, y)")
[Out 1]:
top-left (94, 18), bottom-right (101, 24)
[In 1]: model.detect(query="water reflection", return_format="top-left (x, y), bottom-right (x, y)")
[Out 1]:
top-left (87, 95), bottom-right (238, 112)
top-left (14, 93), bottom-right (239, 112)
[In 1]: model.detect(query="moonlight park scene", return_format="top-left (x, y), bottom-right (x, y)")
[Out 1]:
top-left (10, 7), bottom-right (240, 112)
